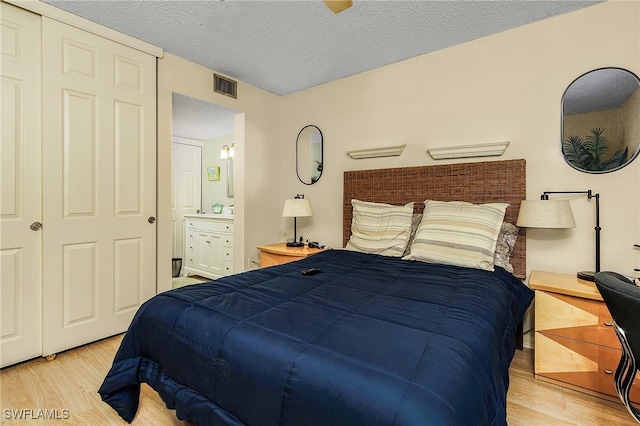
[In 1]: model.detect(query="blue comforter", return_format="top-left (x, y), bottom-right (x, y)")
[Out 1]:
top-left (99, 250), bottom-right (533, 425)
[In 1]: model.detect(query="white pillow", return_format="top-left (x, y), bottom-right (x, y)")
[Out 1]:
top-left (404, 200), bottom-right (508, 271)
top-left (346, 200), bottom-right (414, 257)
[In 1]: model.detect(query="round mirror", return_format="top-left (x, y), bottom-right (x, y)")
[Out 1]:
top-left (562, 67), bottom-right (640, 174)
top-left (296, 125), bottom-right (323, 185)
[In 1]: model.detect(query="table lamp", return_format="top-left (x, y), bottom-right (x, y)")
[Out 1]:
top-left (282, 195), bottom-right (313, 247)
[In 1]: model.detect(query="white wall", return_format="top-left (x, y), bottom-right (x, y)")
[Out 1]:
top-left (279, 1), bottom-right (640, 280)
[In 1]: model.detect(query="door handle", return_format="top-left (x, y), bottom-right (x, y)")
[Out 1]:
top-left (148, 217), bottom-right (156, 224)
top-left (30, 222), bottom-right (42, 231)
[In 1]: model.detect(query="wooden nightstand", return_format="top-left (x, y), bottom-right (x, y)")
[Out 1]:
top-left (530, 270), bottom-right (640, 403)
top-left (257, 242), bottom-right (326, 267)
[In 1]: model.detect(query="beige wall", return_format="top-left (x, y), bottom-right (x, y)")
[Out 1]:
top-left (279, 1), bottom-right (640, 280)
top-left (157, 1), bottom-right (640, 292)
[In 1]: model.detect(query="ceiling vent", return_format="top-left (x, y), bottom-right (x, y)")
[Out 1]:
top-left (214, 74), bottom-right (237, 99)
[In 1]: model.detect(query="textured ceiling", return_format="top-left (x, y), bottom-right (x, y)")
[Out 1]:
top-left (42, 0), bottom-right (601, 96)
top-left (41, 0), bottom-right (603, 140)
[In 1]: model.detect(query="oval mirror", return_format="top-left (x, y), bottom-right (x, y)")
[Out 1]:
top-left (562, 67), bottom-right (640, 173)
top-left (296, 125), bottom-right (323, 185)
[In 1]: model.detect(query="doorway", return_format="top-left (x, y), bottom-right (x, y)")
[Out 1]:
top-left (171, 93), bottom-right (238, 276)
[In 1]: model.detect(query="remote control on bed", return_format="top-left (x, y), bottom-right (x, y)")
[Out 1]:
top-left (301, 267), bottom-right (321, 276)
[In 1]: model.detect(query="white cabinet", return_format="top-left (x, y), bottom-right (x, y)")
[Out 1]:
top-left (184, 216), bottom-right (234, 279)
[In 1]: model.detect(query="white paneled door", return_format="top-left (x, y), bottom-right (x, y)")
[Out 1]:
top-left (171, 142), bottom-right (202, 259)
top-left (41, 18), bottom-right (157, 356)
top-left (0, 2), bottom-right (43, 368)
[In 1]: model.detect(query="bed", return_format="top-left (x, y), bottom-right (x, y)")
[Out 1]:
top-left (99, 159), bottom-right (534, 425)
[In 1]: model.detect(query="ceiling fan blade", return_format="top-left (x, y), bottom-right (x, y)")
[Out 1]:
top-left (323, 0), bottom-right (353, 14)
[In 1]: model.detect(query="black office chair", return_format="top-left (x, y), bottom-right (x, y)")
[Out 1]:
top-left (594, 271), bottom-right (640, 423)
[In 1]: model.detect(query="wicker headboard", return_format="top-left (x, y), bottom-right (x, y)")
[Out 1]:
top-left (343, 159), bottom-right (526, 279)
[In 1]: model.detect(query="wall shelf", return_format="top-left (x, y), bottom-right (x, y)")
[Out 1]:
top-left (426, 141), bottom-right (509, 160)
top-left (347, 144), bottom-right (406, 159)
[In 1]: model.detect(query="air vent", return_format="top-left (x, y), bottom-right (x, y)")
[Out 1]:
top-left (214, 74), bottom-right (237, 99)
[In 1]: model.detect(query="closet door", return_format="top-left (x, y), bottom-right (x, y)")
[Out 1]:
top-left (0, 2), bottom-right (42, 368)
top-left (41, 18), bottom-right (157, 355)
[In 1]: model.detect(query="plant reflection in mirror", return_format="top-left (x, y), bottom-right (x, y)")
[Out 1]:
top-left (563, 128), bottom-right (629, 172)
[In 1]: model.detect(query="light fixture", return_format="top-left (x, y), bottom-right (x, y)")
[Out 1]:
top-left (282, 194), bottom-right (313, 247)
top-left (516, 190), bottom-right (601, 281)
top-left (220, 143), bottom-right (235, 159)
top-left (323, 0), bottom-right (352, 13)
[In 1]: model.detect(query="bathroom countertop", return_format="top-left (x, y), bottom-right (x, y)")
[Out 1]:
top-left (184, 214), bottom-right (234, 220)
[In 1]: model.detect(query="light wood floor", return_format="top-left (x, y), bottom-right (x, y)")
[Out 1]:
top-left (1, 335), bottom-right (636, 425)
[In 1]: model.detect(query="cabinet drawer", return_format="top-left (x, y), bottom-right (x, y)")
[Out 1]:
top-left (222, 260), bottom-right (233, 275)
top-left (223, 248), bottom-right (233, 262)
top-left (222, 236), bottom-right (234, 248)
top-left (535, 290), bottom-right (618, 348)
top-left (259, 252), bottom-right (305, 268)
top-left (187, 219), bottom-right (233, 234)
top-left (536, 332), bottom-right (640, 402)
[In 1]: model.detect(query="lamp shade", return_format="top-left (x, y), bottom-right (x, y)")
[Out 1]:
top-left (282, 198), bottom-right (313, 218)
top-left (516, 200), bottom-right (576, 229)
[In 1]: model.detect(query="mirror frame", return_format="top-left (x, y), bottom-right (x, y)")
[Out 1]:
top-left (561, 67), bottom-right (640, 174)
top-left (296, 125), bottom-right (323, 185)
top-left (226, 157), bottom-right (234, 198)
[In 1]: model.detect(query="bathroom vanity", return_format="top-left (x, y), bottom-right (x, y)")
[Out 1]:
top-left (183, 214), bottom-right (234, 280)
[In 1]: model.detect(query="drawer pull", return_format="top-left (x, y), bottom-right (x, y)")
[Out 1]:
top-left (604, 369), bottom-right (613, 375)
top-left (206, 240), bottom-right (211, 244)
top-left (604, 321), bottom-right (613, 327)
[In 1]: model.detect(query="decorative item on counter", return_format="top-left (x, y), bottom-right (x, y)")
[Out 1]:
top-left (212, 203), bottom-right (224, 214)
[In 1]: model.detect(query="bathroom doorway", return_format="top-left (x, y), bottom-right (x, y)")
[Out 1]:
top-left (171, 93), bottom-right (238, 273)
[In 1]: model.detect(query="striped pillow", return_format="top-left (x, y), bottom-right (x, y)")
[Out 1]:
top-left (346, 200), bottom-right (414, 257)
top-left (404, 200), bottom-right (508, 271)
